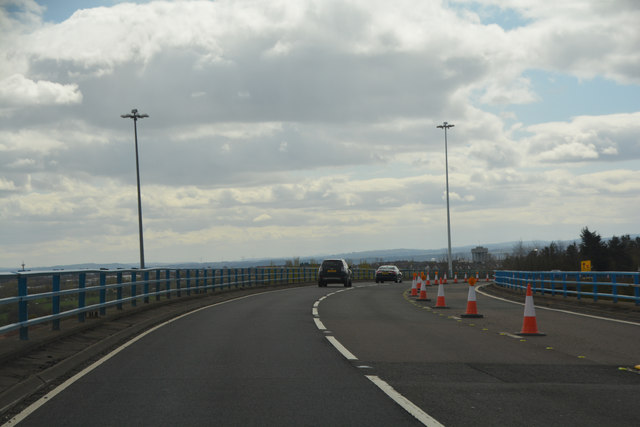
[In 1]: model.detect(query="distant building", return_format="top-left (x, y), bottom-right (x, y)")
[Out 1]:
top-left (471, 246), bottom-right (489, 263)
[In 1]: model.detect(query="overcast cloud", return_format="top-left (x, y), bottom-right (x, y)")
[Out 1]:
top-left (1, 0), bottom-right (639, 268)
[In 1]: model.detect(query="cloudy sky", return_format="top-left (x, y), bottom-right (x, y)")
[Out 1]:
top-left (1, 0), bottom-right (639, 268)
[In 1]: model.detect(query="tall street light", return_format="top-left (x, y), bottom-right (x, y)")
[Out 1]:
top-left (121, 109), bottom-right (149, 269)
top-left (436, 121), bottom-right (454, 278)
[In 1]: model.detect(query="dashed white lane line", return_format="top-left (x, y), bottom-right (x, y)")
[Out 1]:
top-left (313, 284), bottom-right (443, 427)
top-left (325, 336), bottom-right (358, 360)
top-left (313, 317), bottom-right (326, 330)
top-left (366, 375), bottom-right (445, 427)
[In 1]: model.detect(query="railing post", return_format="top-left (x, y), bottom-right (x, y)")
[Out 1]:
top-left (211, 269), bottom-right (216, 291)
top-left (78, 272), bottom-right (86, 322)
top-left (155, 269), bottom-right (161, 301)
top-left (176, 270), bottom-right (182, 297)
top-left (186, 269), bottom-right (191, 296)
top-left (203, 269), bottom-right (208, 293)
top-left (634, 273), bottom-right (639, 306)
top-left (131, 271), bottom-right (137, 307)
top-left (117, 271), bottom-right (123, 310)
top-left (99, 272), bottom-right (106, 316)
top-left (52, 273), bottom-right (61, 329)
top-left (18, 274), bottom-right (28, 340)
top-left (143, 270), bottom-right (150, 304)
top-left (165, 269), bottom-right (171, 298)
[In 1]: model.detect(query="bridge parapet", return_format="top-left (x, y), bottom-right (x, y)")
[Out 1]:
top-left (495, 270), bottom-right (640, 306)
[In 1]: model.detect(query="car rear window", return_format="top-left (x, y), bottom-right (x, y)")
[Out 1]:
top-left (322, 260), bottom-right (343, 269)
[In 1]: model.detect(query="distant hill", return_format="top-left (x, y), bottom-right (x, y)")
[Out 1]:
top-left (0, 240), bottom-right (534, 272)
top-left (4, 235), bottom-right (636, 272)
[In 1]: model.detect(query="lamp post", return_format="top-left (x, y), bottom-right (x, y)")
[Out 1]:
top-left (436, 121), bottom-right (454, 278)
top-left (121, 109), bottom-right (149, 269)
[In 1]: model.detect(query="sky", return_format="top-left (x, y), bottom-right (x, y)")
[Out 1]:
top-left (1, 0), bottom-right (639, 269)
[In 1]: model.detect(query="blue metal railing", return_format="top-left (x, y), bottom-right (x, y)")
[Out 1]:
top-left (495, 270), bottom-right (640, 305)
top-left (0, 266), bottom-right (500, 340)
top-left (0, 266), bottom-right (332, 340)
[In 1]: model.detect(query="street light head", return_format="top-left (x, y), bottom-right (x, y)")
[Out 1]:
top-left (121, 109), bottom-right (148, 120)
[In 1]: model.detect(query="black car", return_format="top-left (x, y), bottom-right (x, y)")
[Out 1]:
top-left (375, 265), bottom-right (403, 283)
top-left (318, 259), bottom-right (352, 287)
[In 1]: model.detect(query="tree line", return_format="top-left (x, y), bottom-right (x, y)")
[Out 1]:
top-left (501, 227), bottom-right (640, 272)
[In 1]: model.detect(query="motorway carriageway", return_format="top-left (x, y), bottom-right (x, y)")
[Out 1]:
top-left (4, 282), bottom-right (640, 427)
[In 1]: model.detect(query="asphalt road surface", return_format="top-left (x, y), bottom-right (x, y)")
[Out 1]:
top-left (6, 282), bottom-right (640, 426)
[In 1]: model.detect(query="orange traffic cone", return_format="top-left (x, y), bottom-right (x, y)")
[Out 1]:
top-left (433, 282), bottom-right (449, 309)
top-left (426, 272), bottom-right (431, 286)
top-left (485, 272), bottom-right (489, 282)
top-left (518, 283), bottom-right (545, 336)
top-left (454, 272), bottom-right (458, 283)
top-left (434, 271), bottom-right (439, 285)
top-left (463, 272), bottom-right (468, 283)
top-left (443, 273), bottom-right (448, 284)
top-left (461, 277), bottom-right (483, 318)
top-left (410, 273), bottom-right (418, 296)
top-left (417, 277), bottom-right (431, 301)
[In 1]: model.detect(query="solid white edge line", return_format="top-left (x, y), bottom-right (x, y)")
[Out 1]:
top-left (325, 336), bottom-right (358, 360)
top-left (365, 375), bottom-right (444, 427)
top-left (3, 288), bottom-right (301, 427)
top-left (476, 285), bottom-right (640, 327)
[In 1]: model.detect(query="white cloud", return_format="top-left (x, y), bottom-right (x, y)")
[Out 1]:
top-left (0, 0), bottom-right (639, 267)
top-left (524, 112), bottom-right (640, 163)
top-left (0, 74), bottom-right (82, 106)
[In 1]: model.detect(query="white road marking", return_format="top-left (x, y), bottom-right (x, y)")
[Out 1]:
top-left (500, 332), bottom-right (523, 339)
top-left (325, 336), bottom-right (358, 360)
top-left (313, 283), bottom-right (443, 426)
top-left (312, 307), bottom-right (319, 316)
top-left (313, 317), bottom-right (326, 330)
top-left (476, 285), bottom-right (640, 327)
top-left (3, 288), bottom-right (300, 426)
top-left (366, 375), bottom-right (444, 427)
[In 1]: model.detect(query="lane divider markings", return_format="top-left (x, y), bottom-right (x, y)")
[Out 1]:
top-left (366, 375), bottom-right (445, 427)
top-left (325, 336), bottom-right (358, 360)
top-left (314, 283), bottom-right (443, 427)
